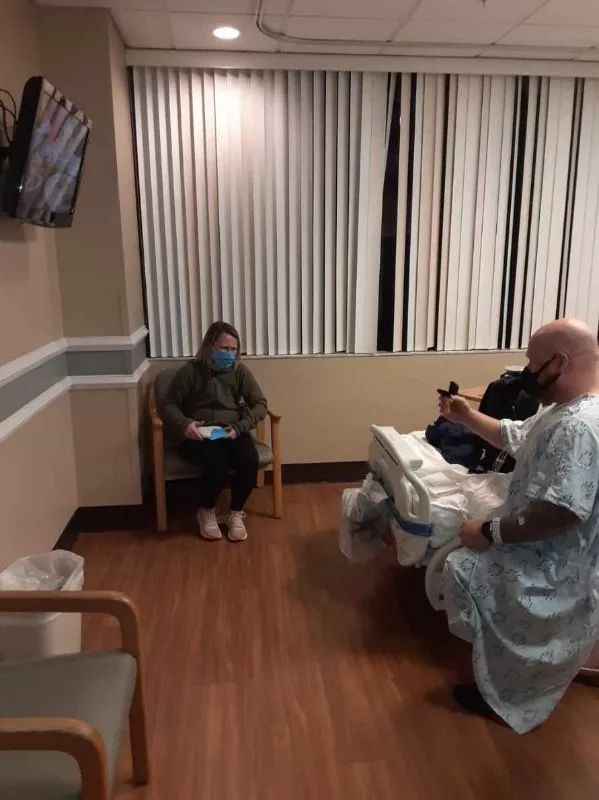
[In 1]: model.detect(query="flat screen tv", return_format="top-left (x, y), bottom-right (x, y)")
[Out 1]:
top-left (1, 76), bottom-right (91, 228)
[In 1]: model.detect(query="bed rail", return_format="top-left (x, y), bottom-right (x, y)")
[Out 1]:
top-left (368, 425), bottom-right (432, 526)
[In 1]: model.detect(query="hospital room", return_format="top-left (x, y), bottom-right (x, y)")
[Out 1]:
top-left (2, 0), bottom-right (599, 797)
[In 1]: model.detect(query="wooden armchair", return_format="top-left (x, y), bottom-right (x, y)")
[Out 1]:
top-left (149, 367), bottom-right (283, 531)
top-left (0, 590), bottom-right (149, 800)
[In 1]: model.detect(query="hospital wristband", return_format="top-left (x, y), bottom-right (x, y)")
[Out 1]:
top-left (481, 519), bottom-right (503, 545)
top-left (491, 517), bottom-right (503, 545)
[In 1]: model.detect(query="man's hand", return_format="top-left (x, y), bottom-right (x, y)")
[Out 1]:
top-left (439, 394), bottom-right (473, 424)
top-left (459, 519), bottom-right (490, 551)
top-left (184, 421), bottom-right (204, 440)
top-left (226, 427), bottom-right (238, 440)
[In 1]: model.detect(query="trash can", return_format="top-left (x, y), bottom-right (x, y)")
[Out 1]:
top-left (0, 550), bottom-right (84, 661)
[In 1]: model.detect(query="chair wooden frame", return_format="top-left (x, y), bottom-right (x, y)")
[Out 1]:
top-left (149, 382), bottom-right (283, 531)
top-left (0, 591), bottom-right (149, 800)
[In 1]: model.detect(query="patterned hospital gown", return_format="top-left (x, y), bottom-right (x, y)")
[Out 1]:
top-left (443, 394), bottom-right (599, 734)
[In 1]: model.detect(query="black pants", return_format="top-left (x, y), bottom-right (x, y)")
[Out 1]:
top-left (179, 434), bottom-right (259, 511)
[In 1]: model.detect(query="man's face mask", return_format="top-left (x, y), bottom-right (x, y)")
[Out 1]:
top-left (519, 356), bottom-right (560, 401)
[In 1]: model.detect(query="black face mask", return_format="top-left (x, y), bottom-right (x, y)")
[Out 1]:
top-left (519, 356), bottom-right (559, 399)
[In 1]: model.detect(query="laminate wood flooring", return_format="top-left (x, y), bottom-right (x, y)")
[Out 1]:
top-left (75, 484), bottom-right (599, 800)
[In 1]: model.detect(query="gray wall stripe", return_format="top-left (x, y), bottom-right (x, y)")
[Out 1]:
top-left (66, 349), bottom-right (131, 376)
top-left (129, 338), bottom-right (149, 374)
top-left (0, 340), bottom-right (148, 423)
top-left (0, 355), bottom-right (67, 424)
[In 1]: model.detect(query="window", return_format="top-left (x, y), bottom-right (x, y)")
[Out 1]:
top-left (132, 67), bottom-right (599, 358)
top-left (378, 73), bottom-right (599, 352)
top-left (132, 66), bottom-right (391, 357)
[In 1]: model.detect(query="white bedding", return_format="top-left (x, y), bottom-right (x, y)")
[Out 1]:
top-left (395, 431), bottom-right (509, 550)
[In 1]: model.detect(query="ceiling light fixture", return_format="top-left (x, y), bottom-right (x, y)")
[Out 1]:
top-left (213, 26), bottom-right (240, 41)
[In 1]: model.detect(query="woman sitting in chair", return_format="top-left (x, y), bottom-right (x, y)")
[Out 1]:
top-left (162, 321), bottom-right (267, 542)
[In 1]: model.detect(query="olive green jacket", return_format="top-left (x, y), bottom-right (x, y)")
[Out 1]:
top-left (162, 360), bottom-right (267, 443)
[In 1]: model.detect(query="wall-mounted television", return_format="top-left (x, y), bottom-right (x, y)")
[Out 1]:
top-left (1, 76), bottom-right (92, 228)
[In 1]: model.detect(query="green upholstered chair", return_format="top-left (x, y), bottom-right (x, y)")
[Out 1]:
top-left (0, 591), bottom-right (149, 800)
top-left (149, 366), bottom-right (283, 531)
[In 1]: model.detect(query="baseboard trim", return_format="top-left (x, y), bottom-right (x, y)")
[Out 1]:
top-left (65, 504), bottom-right (150, 535)
top-left (53, 463), bottom-right (368, 548)
top-left (53, 525), bottom-right (80, 553)
top-left (281, 461), bottom-right (367, 484)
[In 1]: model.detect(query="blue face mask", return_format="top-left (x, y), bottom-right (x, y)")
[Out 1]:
top-left (213, 349), bottom-right (237, 370)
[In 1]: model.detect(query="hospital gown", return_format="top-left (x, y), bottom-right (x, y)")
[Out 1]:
top-left (443, 394), bottom-right (599, 734)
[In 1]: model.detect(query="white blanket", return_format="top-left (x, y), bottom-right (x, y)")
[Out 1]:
top-left (400, 432), bottom-right (510, 549)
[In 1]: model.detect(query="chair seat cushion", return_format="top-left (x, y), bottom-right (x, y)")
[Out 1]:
top-left (0, 650), bottom-right (136, 800)
top-left (164, 440), bottom-right (273, 481)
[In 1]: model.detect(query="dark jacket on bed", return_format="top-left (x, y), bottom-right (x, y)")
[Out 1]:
top-left (162, 360), bottom-right (267, 443)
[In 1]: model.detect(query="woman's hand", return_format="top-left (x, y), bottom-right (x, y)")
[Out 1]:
top-left (459, 519), bottom-right (490, 551)
top-left (185, 421), bottom-right (204, 440)
top-left (226, 427), bottom-right (238, 440)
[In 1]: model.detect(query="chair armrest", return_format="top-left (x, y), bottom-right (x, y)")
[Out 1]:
top-left (256, 411), bottom-right (281, 447)
top-left (0, 717), bottom-right (109, 800)
top-left (148, 384), bottom-right (163, 430)
top-left (0, 591), bottom-right (141, 663)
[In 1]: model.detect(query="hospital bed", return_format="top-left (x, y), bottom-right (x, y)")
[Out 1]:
top-left (365, 425), bottom-right (508, 611)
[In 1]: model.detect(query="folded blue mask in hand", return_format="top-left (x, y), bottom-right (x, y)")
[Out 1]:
top-left (197, 425), bottom-right (228, 441)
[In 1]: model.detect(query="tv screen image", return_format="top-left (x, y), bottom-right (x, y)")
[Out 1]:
top-left (2, 76), bottom-right (92, 228)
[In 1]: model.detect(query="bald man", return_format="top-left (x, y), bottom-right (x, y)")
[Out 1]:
top-left (439, 318), bottom-right (599, 733)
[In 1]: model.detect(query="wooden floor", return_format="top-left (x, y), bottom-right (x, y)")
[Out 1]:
top-left (76, 483), bottom-right (599, 800)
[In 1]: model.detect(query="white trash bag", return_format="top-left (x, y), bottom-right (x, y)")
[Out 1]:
top-left (339, 475), bottom-right (390, 563)
top-left (0, 551), bottom-right (84, 592)
top-left (0, 550), bottom-right (84, 661)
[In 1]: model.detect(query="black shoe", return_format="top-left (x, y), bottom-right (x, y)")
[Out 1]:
top-left (453, 683), bottom-right (501, 722)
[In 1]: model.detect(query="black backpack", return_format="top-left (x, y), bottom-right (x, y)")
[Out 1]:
top-left (470, 371), bottom-right (539, 473)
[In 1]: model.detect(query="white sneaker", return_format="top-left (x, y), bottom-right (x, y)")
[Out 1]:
top-left (227, 511), bottom-right (248, 542)
top-left (197, 508), bottom-right (222, 540)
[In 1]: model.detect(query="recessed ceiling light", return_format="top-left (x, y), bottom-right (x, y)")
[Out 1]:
top-left (213, 26), bottom-right (240, 41)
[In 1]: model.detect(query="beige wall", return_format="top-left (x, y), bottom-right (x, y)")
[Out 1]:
top-left (108, 19), bottom-right (145, 333)
top-left (0, 394), bottom-right (77, 568)
top-left (0, 0), bottom-right (63, 364)
top-left (152, 351), bottom-right (525, 464)
top-left (36, 7), bottom-right (146, 507)
top-left (70, 388), bottom-right (142, 506)
top-left (0, 0), bottom-right (77, 567)
top-left (37, 6), bottom-right (141, 338)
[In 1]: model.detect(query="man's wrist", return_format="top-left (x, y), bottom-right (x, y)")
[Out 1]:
top-left (481, 521), bottom-right (493, 543)
top-left (481, 518), bottom-right (502, 545)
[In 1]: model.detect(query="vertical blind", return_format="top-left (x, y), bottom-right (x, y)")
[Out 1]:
top-left (385, 73), bottom-right (599, 352)
top-left (132, 66), bottom-right (391, 357)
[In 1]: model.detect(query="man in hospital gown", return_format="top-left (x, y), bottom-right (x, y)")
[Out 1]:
top-left (439, 318), bottom-right (599, 734)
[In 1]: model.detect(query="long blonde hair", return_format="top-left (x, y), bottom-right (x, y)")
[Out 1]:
top-left (195, 321), bottom-right (241, 371)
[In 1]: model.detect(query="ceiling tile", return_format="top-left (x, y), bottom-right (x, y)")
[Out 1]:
top-left (37, 0), bottom-right (164, 7)
top-left (394, 19), bottom-right (513, 45)
top-left (380, 44), bottom-right (484, 56)
top-left (280, 42), bottom-right (387, 53)
top-left (499, 24), bottom-right (599, 48)
top-left (36, 0), bottom-right (164, 11)
top-left (413, 0), bottom-right (549, 23)
top-left (285, 15), bottom-right (398, 41)
top-left (164, 0), bottom-right (254, 12)
top-left (113, 9), bottom-right (175, 47)
top-left (170, 12), bottom-right (281, 49)
top-left (576, 48), bottom-right (599, 61)
top-left (483, 44), bottom-right (582, 60)
top-left (261, 0), bottom-right (295, 11)
top-left (288, 0), bottom-right (419, 19)
top-left (528, 0), bottom-right (599, 26)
